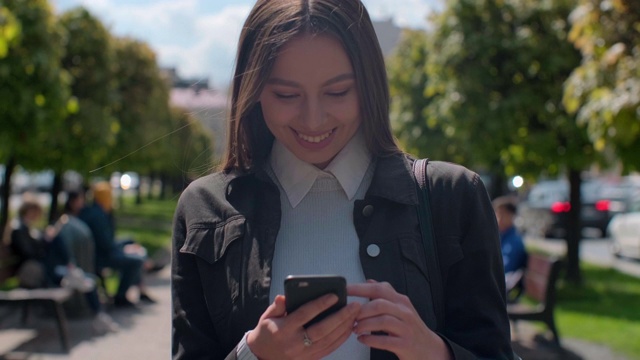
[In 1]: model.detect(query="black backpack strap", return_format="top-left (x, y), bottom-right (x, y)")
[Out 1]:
top-left (413, 158), bottom-right (445, 331)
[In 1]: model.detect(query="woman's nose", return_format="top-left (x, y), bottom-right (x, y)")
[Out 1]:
top-left (302, 99), bottom-right (327, 130)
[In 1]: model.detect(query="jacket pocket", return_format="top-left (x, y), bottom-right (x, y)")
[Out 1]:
top-left (180, 216), bottom-right (246, 264)
top-left (399, 235), bottom-right (430, 282)
top-left (401, 234), bottom-right (464, 284)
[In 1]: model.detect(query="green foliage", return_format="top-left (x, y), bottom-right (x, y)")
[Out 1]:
top-left (423, 0), bottom-right (593, 179)
top-left (52, 7), bottom-right (119, 174)
top-left (388, 29), bottom-right (471, 164)
top-left (0, 0), bottom-right (70, 168)
top-left (0, 6), bottom-right (20, 58)
top-left (563, 0), bottom-right (640, 172)
top-left (108, 37), bottom-right (171, 176)
top-left (164, 107), bottom-right (215, 181)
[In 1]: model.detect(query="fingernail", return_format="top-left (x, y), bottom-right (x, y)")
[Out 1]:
top-left (325, 293), bottom-right (338, 303)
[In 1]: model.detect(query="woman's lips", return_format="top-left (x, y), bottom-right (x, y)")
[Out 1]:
top-left (297, 129), bottom-right (334, 143)
top-left (293, 128), bottom-right (336, 149)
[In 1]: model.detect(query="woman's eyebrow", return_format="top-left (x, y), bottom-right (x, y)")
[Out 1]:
top-left (266, 73), bottom-right (355, 88)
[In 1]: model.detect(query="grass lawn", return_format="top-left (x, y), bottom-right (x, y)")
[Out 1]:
top-left (552, 263), bottom-right (640, 359)
top-left (114, 196), bottom-right (177, 256)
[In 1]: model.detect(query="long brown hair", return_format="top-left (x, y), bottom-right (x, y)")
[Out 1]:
top-left (222, 0), bottom-right (399, 172)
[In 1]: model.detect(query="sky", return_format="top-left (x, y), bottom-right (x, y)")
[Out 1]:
top-left (51, 0), bottom-right (440, 89)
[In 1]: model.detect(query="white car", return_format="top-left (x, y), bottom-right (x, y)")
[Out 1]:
top-left (608, 197), bottom-right (640, 259)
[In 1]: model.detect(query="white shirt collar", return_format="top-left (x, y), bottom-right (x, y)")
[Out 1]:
top-left (269, 128), bottom-right (372, 208)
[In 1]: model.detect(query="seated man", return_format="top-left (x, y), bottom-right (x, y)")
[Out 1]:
top-left (79, 182), bottom-right (154, 308)
top-left (10, 196), bottom-right (119, 333)
top-left (492, 196), bottom-right (528, 301)
top-left (58, 191), bottom-right (96, 274)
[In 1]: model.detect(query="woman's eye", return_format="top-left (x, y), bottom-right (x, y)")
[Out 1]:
top-left (274, 92), bottom-right (299, 99)
top-left (327, 89), bottom-right (350, 97)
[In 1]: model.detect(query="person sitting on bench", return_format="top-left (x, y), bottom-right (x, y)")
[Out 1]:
top-left (10, 196), bottom-right (119, 333)
top-left (493, 196), bottom-right (528, 301)
top-left (79, 182), bottom-right (155, 308)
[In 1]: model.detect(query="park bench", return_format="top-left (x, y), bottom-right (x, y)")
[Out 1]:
top-left (507, 253), bottom-right (563, 346)
top-left (0, 243), bottom-right (73, 353)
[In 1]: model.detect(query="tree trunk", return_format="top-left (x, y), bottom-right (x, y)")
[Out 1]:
top-left (159, 173), bottom-right (167, 200)
top-left (135, 185), bottom-right (143, 205)
top-left (489, 172), bottom-right (508, 200)
top-left (148, 172), bottom-right (156, 200)
top-left (0, 156), bottom-right (16, 233)
top-left (565, 168), bottom-right (582, 284)
top-left (48, 171), bottom-right (63, 224)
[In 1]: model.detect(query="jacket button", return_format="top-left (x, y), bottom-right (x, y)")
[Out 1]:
top-left (362, 205), bottom-right (374, 217)
top-left (367, 244), bottom-right (380, 257)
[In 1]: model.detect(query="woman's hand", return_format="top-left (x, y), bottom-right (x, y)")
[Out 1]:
top-left (247, 294), bottom-right (361, 360)
top-left (348, 280), bottom-right (452, 360)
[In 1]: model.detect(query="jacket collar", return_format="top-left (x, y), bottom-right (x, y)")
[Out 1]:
top-left (224, 152), bottom-right (419, 206)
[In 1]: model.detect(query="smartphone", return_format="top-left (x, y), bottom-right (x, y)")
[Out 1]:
top-left (284, 275), bottom-right (347, 328)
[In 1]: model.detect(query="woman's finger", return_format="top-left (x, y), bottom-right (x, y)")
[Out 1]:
top-left (285, 293), bottom-right (339, 328)
top-left (261, 294), bottom-right (287, 319)
top-left (307, 302), bottom-right (361, 358)
top-left (307, 302), bottom-right (360, 343)
top-left (347, 281), bottom-right (405, 303)
top-left (356, 298), bottom-right (413, 322)
top-left (353, 312), bottom-right (406, 337)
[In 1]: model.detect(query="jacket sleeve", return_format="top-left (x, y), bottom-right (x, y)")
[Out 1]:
top-left (80, 207), bottom-right (114, 255)
top-left (11, 225), bottom-right (46, 260)
top-left (430, 165), bottom-right (513, 360)
top-left (172, 190), bottom-right (239, 360)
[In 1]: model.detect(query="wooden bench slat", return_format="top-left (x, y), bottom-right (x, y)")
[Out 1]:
top-left (0, 288), bottom-right (73, 302)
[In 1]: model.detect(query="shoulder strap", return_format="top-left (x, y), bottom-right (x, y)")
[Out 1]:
top-left (413, 158), bottom-right (445, 331)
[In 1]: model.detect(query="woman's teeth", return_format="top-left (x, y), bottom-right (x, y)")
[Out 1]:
top-left (297, 130), bottom-right (333, 143)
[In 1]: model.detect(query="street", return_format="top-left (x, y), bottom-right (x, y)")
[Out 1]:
top-left (525, 236), bottom-right (640, 278)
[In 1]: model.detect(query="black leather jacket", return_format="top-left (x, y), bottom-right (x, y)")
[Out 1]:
top-left (172, 153), bottom-right (514, 360)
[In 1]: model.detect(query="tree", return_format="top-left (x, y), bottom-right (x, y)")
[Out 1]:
top-left (563, 0), bottom-right (640, 171)
top-left (44, 7), bottom-right (119, 221)
top-left (162, 107), bottom-right (215, 195)
top-left (108, 37), bottom-right (172, 176)
top-left (0, 0), bottom-right (71, 230)
top-left (415, 0), bottom-right (590, 283)
top-left (0, 6), bottom-right (20, 58)
top-left (388, 29), bottom-right (473, 165)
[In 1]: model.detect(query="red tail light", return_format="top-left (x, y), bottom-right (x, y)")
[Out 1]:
top-left (551, 201), bottom-right (571, 213)
top-left (595, 200), bottom-right (610, 211)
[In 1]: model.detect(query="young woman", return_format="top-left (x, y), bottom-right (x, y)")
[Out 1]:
top-left (172, 1), bottom-right (515, 359)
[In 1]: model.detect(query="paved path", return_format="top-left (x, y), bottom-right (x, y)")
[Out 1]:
top-left (1, 268), bottom-right (170, 360)
top-left (1, 262), bottom-right (633, 360)
top-left (526, 236), bottom-right (640, 278)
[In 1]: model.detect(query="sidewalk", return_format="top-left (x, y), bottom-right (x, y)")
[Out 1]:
top-left (0, 265), bottom-right (632, 360)
top-left (0, 267), bottom-right (170, 360)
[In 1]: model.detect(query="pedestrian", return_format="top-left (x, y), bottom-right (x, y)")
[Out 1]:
top-left (172, 1), bottom-right (516, 359)
top-left (493, 195), bottom-right (528, 299)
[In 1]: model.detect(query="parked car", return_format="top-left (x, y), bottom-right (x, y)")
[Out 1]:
top-left (518, 179), bottom-right (623, 238)
top-left (608, 195), bottom-right (640, 259)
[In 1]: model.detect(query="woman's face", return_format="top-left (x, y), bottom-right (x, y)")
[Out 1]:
top-left (259, 34), bottom-right (361, 169)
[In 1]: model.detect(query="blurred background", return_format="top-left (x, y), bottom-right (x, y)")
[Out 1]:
top-left (1, 0), bottom-right (639, 359)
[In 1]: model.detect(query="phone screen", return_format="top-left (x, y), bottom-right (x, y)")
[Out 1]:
top-left (284, 275), bottom-right (347, 327)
